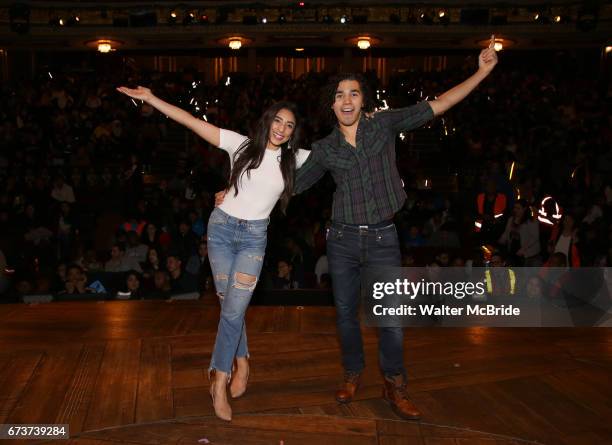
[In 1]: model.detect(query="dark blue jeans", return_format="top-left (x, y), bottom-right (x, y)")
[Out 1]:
top-left (327, 221), bottom-right (405, 378)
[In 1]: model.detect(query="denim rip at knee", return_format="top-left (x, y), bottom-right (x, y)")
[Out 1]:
top-left (206, 207), bottom-right (268, 376)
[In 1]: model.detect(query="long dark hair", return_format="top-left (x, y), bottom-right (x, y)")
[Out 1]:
top-left (228, 101), bottom-right (303, 213)
top-left (319, 72), bottom-right (375, 126)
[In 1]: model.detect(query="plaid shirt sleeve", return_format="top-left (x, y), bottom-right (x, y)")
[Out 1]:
top-left (374, 101), bottom-right (434, 134)
top-left (294, 144), bottom-right (328, 194)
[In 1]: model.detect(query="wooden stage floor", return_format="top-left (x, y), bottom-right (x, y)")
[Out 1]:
top-left (0, 296), bottom-right (610, 445)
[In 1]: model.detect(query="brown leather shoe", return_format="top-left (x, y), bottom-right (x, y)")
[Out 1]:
top-left (335, 371), bottom-right (361, 403)
top-left (382, 375), bottom-right (421, 420)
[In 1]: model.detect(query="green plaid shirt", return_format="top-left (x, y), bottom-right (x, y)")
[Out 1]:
top-left (295, 101), bottom-right (434, 224)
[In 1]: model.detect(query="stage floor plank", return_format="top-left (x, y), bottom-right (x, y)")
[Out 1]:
top-left (0, 299), bottom-right (610, 444)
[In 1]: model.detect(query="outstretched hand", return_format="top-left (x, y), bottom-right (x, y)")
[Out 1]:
top-left (478, 34), bottom-right (498, 74)
top-left (116, 85), bottom-right (154, 103)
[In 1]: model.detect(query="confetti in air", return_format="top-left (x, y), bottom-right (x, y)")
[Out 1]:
top-left (48, 72), bottom-right (53, 79)
top-left (225, 76), bottom-right (231, 86)
top-left (131, 98), bottom-right (138, 107)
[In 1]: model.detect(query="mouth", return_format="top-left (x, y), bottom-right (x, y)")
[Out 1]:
top-left (341, 108), bottom-right (355, 117)
top-left (272, 131), bottom-right (285, 142)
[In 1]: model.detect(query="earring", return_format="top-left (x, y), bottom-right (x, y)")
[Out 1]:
top-left (287, 140), bottom-right (292, 150)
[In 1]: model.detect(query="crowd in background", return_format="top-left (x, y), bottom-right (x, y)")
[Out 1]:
top-left (0, 51), bottom-right (610, 301)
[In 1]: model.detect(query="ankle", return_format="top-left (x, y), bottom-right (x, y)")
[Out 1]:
top-left (213, 371), bottom-right (229, 387)
top-left (235, 357), bottom-right (248, 368)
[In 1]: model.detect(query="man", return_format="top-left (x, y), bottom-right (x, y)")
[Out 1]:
top-left (104, 242), bottom-right (142, 273)
top-left (167, 252), bottom-right (199, 294)
top-left (217, 42), bottom-right (498, 419)
top-left (186, 240), bottom-right (213, 290)
top-left (484, 250), bottom-right (517, 297)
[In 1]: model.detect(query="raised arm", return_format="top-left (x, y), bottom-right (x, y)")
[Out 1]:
top-left (116, 86), bottom-right (220, 147)
top-left (428, 37), bottom-right (498, 117)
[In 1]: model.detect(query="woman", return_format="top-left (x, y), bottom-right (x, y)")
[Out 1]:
top-left (498, 199), bottom-right (541, 266)
top-left (548, 214), bottom-right (580, 267)
top-left (141, 222), bottom-right (162, 250)
top-left (143, 247), bottom-right (162, 275)
top-left (116, 85), bottom-right (309, 421)
top-left (117, 270), bottom-right (144, 300)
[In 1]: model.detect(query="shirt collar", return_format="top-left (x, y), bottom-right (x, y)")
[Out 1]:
top-left (332, 113), bottom-right (367, 147)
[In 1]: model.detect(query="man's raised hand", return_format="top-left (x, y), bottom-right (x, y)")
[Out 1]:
top-left (214, 190), bottom-right (227, 207)
top-left (478, 35), bottom-right (498, 74)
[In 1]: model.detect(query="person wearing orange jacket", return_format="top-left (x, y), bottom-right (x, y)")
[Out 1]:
top-left (475, 179), bottom-right (508, 244)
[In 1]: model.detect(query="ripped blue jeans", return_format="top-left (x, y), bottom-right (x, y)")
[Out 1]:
top-left (207, 207), bottom-right (267, 375)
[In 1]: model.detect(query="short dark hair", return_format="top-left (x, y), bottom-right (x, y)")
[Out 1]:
top-left (319, 73), bottom-right (375, 126)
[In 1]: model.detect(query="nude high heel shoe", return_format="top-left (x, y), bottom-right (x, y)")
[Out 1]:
top-left (209, 369), bottom-right (232, 421)
top-left (230, 358), bottom-right (250, 399)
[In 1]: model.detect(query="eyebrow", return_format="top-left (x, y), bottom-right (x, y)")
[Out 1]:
top-left (336, 89), bottom-right (361, 94)
top-left (275, 115), bottom-right (295, 125)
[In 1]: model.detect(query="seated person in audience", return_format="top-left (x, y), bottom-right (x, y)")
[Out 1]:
top-left (142, 247), bottom-right (163, 280)
top-left (166, 252), bottom-right (198, 294)
top-left (186, 240), bottom-right (212, 290)
top-left (319, 273), bottom-right (332, 290)
top-left (314, 254), bottom-right (328, 286)
top-left (125, 231), bottom-right (149, 264)
top-left (82, 249), bottom-right (103, 272)
top-left (172, 220), bottom-right (198, 262)
top-left (141, 222), bottom-right (162, 249)
top-left (116, 270), bottom-right (144, 300)
top-left (59, 264), bottom-right (94, 295)
top-left (272, 259), bottom-right (301, 289)
top-left (149, 269), bottom-right (172, 299)
top-left (51, 262), bottom-right (68, 293)
top-left (524, 275), bottom-right (546, 299)
top-left (434, 250), bottom-right (451, 267)
top-left (104, 242), bottom-right (142, 272)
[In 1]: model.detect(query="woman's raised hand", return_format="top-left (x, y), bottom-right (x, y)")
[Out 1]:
top-left (116, 85), bottom-right (154, 103)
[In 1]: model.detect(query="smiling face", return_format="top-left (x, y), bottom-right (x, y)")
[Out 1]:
top-left (333, 79), bottom-right (364, 128)
top-left (267, 108), bottom-right (296, 149)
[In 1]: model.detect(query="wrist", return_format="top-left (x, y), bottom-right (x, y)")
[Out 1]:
top-left (476, 67), bottom-right (491, 78)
